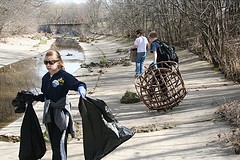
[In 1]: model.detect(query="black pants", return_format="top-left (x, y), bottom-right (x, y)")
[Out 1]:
top-left (46, 107), bottom-right (68, 160)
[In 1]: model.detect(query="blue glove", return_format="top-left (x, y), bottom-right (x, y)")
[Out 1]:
top-left (25, 101), bottom-right (29, 105)
top-left (130, 48), bottom-right (133, 51)
top-left (153, 61), bottom-right (157, 69)
top-left (78, 86), bottom-right (86, 99)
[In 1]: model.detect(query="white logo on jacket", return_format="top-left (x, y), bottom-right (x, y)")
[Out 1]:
top-left (52, 80), bottom-right (59, 87)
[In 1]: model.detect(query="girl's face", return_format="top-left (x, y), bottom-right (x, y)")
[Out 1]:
top-left (44, 55), bottom-right (60, 75)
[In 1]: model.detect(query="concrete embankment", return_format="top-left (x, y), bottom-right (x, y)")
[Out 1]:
top-left (0, 35), bottom-right (55, 68)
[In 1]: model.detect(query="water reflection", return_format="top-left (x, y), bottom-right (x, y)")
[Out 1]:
top-left (0, 47), bottom-right (84, 127)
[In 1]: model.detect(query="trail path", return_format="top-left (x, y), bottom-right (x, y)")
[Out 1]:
top-left (0, 35), bottom-right (239, 159)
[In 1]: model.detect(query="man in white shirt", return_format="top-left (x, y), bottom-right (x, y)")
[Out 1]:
top-left (131, 29), bottom-right (149, 77)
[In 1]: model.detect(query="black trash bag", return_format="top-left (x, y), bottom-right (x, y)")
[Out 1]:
top-left (12, 90), bottom-right (35, 113)
top-left (19, 102), bottom-right (46, 160)
top-left (78, 96), bottom-right (135, 160)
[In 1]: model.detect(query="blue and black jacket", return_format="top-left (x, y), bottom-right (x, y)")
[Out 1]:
top-left (150, 39), bottom-right (161, 62)
top-left (36, 69), bottom-right (86, 102)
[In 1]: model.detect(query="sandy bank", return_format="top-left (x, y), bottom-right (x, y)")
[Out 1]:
top-left (0, 34), bottom-right (55, 68)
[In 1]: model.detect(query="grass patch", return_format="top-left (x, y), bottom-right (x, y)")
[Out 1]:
top-left (33, 44), bottom-right (40, 47)
top-left (34, 39), bottom-right (47, 47)
top-left (211, 67), bottom-right (220, 71)
top-left (43, 129), bottom-right (50, 143)
top-left (120, 91), bottom-right (141, 104)
top-left (100, 58), bottom-right (108, 63)
top-left (39, 40), bottom-right (47, 44)
top-left (31, 34), bottom-right (42, 40)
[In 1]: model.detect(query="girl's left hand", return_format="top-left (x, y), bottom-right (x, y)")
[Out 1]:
top-left (78, 86), bottom-right (86, 99)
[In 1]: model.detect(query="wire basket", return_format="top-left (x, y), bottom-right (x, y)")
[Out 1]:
top-left (135, 61), bottom-right (187, 111)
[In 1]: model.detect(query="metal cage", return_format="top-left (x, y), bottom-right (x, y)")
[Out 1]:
top-left (135, 61), bottom-right (187, 111)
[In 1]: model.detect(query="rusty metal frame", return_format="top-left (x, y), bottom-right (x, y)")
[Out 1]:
top-left (135, 61), bottom-right (187, 111)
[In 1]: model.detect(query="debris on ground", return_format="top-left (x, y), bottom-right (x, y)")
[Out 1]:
top-left (131, 123), bottom-right (177, 133)
top-left (81, 57), bottom-right (131, 68)
top-left (216, 100), bottom-right (240, 154)
top-left (216, 100), bottom-right (240, 127)
top-left (66, 53), bottom-right (73, 56)
top-left (0, 135), bottom-right (20, 143)
top-left (115, 48), bottom-right (129, 54)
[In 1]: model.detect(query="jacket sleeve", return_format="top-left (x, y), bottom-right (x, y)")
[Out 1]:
top-left (65, 72), bottom-right (87, 91)
top-left (34, 94), bottom-right (44, 102)
top-left (150, 42), bottom-right (157, 53)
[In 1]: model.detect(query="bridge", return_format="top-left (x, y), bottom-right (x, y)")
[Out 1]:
top-left (38, 20), bottom-right (88, 36)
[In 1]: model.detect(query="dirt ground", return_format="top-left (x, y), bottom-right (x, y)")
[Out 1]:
top-left (0, 34), bottom-right (240, 160)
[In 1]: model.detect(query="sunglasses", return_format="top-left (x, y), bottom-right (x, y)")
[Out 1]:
top-left (44, 60), bottom-right (59, 65)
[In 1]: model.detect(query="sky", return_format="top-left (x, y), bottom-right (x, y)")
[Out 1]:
top-left (49, 0), bottom-right (87, 4)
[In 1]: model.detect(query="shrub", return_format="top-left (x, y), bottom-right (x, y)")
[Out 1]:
top-left (120, 91), bottom-right (141, 103)
top-left (100, 58), bottom-right (108, 63)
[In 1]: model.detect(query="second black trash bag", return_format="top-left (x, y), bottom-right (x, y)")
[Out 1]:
top-left (78, 96), bottom-right (135, 160)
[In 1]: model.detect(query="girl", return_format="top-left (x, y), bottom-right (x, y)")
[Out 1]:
top-left (35, 50), bottom-right (86, 160)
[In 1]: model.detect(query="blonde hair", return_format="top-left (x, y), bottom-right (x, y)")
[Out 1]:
top-left (45, 50), bottom-right (65, 70)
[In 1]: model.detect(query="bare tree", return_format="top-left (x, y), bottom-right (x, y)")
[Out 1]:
top-left (0, 0), bottom-right (46, 37)
top-left (1, 0), bottom-right (239, 81)
top-left (98, 0), bottom-right (239, 81)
